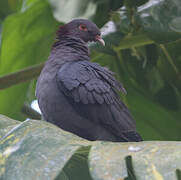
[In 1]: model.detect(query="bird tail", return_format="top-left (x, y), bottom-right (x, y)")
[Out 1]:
top-left (116, 131), bottom-right (143, 142)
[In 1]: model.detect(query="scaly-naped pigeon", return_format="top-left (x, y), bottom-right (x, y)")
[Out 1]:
top-left (36, 19), bottom-right (142, 142)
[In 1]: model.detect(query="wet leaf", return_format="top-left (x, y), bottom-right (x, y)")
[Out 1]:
top-left (89, 141), bottom-right (181, 180)
top-left (0, 114), bottom-right (19, 138)
top-left (0, 115), bottom-right (181, 180)
top-left (0, 116), bottom-right (89, 180)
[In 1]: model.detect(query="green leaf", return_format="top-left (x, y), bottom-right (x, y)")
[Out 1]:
top-left (0, 115), bottom-right (89, 180)
top-left (89, 141), bottom-right (181, 180)
top-left (56, 146), bottom-right (93, 180)
top-left (0, 114), bottom-right (19, 138)
top-left (138, 0), bottom-right (181, 43)
top-left (93, 0), bottom-right (124, 27)
top-left (113, 0), bottom-right (181, 44)
top-left (0, 115), bottom-right (181, 180)
top-left (0, 0), bottom-right (58, 120)
top-left (127, 87), bottom-right (181, 140)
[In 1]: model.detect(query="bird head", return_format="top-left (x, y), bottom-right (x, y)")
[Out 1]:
top-left (56, 19), bottom-right (105, 46)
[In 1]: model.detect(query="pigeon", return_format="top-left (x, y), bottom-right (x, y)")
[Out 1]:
top-left (36, 19), bottom-right (142, 142)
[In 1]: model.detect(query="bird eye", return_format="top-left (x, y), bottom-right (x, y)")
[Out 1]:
top-left (79, 24), bottom-right (88, 31)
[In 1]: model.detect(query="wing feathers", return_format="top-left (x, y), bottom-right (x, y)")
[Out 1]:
top-left (79, 85), bottom-right (89, 104)
top-left (56, 60), bottom-right (139, 141)
top-left (72, 88), bottom-right (80, 102)
top-left (87, 91), bottom-right (95, 104)
top-left (92, 91), bottom-right (104, 104)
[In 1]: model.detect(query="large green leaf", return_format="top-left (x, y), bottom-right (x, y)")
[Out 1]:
top-left (0, 115), bottom-right (19, 138)
top-left (138, 0), bottom-right (181, 43)
top-left (89, 141), bottom-right (181, 180)
top-left (0, 115), bottom-right (180, 180)
top-left (0, 0), bottom-right (58, 120)
top-left (0, 115), bottom-right (89, 179)
top-left (127, 87), bottom-right (181, 140)
top-left (114, 0), bottom-right (181, 43)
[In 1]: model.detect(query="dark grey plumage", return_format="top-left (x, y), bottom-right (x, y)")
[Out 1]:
top-left (36, 19), bottom-right (142, 142)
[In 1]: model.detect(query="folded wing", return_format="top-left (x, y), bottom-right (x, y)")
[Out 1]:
top-left (56, 60), bottom-right (142, 141)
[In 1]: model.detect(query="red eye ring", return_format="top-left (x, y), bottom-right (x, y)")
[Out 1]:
top-left (79, 24), bottom-right (88, 31)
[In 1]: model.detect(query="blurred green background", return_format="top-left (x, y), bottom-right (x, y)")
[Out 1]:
top-left (0, 0), bottom-right (181, 141)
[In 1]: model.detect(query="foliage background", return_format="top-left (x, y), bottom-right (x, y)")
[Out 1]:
top-left (0, 0), bottom-right (181, 141)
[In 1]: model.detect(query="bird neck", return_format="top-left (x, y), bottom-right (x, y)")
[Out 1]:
top-left (52, 35), bottom-right (89, 56)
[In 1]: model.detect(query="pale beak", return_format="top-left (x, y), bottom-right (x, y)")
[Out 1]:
top-left (95, 35), bottom-right (105, 46)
